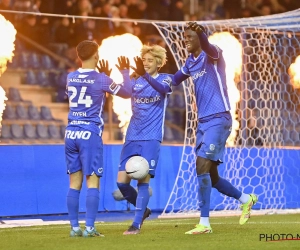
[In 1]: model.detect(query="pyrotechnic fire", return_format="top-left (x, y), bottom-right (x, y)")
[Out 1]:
top-left (0, 14), bottom-right (16, 134)
top-left (208, 32), bottom-right (242, 146)
top-left (99, 33), bottom-right (143, 138)
top-left (288, 55), bottom-right (300, 89)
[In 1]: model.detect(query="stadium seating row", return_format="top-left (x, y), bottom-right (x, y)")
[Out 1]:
top-left (3, 104), bottom-right (60, 122)
top-left (0, 123), bottom-right (64, 141)
top-left (6, 87), bottom-right (31, 103)
top-left (25, 70), bottom-right (58, 87)
top-left (8, 52), bottom-right (55, 70)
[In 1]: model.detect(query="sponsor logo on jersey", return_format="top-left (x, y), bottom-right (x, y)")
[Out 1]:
top-left (70, 120), bottom-right (90, 125)
top-left (65, 130), bottom-right (91, 140)
top-left (192, 69), bottom-right (207, 81)
top-left (72, 112), bottom-right (87, 117)
top-left (133, 83), bottom-right (143, 91)
top-left (134, 96), bottom-right (161, 104)
top-left (68, 78), bottom-right (95, 84)
top-left (162, 76), bottom-right (172, 87)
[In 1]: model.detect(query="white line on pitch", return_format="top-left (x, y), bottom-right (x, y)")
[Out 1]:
top-left (1, 220), bottom-right (300, 231)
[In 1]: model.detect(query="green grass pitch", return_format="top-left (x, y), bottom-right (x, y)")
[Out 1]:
top-left (0, 214), bottom-right (299, 250)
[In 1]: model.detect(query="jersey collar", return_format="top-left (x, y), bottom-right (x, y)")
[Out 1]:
top-left (78, 68), bottom-right (95, 72)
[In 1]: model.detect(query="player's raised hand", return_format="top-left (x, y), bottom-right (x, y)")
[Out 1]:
top-left (130, 56), bottom-right (146, 76)
top-left (97, 59), bottom-right (112, 77)
top-left (187, 22), bottom-right (205, 35)
top-left (116, 56), bottom-right (130, 71)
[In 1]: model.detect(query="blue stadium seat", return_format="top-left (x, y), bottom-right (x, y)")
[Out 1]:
top-left (11, 124), bottom-right (24, 139)
top-left (3, 105), bottom-right (16, 120)
top-left (164, 126), bottom-right (174, 141)
top-left (36, 70), bottom-right (49, 87)
top-left (24, 124), bottom-right (37, 139)
top-left (16, 104), bottom-right (29, 120)
top-left (41, 55), bottom-right (54, 69)
top-left (28, 104), bottom-right (41, 120)
top-left (19, 52), bottom-right (29, 68)
top-left (0, 124), bottom-right (12, 140)
top-left (8, 87), bottom-right (24, 102)
top-left (36, 123), bottom-right (49, 139)
top-left (48, 124), bottom-right (61, 139)
top-left (60, 124), bottom-right (66, 139)
top-left (112, 113), bottom-right (119, 123)
top-left (28, 52), bottom-right (40, 69)
top-left (48, 71), bottom-right (59, 88)
top-left (40, 106), bottom-right (54, 120)
top-left (25, 70), bottom-right (37, 85)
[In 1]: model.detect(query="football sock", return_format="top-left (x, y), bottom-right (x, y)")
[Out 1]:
top-left (213, 177), bottom-right (242, 200)
top-left (133, 183), bottom-right (149, 229)
top-left (117, 182), bottom-right (137, 206)
top-left (67, 188), bottom-right (80, 227)
top-left (239, 193), bottom-right (251, 204)
top-left (197, 173), bottom-right (212, 217)
top-left (72, 226), bottom-right (80, 231)
top-left (199, 217), bottom-right (210, 227)
top-left (85, 226), bottom-right (94, 232)
top-left (86, 188), bottom-right (99, 228)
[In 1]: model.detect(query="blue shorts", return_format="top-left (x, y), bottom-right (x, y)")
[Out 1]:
top-left (65, 127), bottom-right (103, 177)
top-left (119, 140), bottom-right (161, 178)
top-left (195, 112), bottom-right (232, 163)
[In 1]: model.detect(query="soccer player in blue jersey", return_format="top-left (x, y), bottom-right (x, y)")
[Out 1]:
top-left (173, 22), bottom-right (258, 234)
top-left (116, 44), bottom-right (173, 235)
top-left (65, 40), bottom-right (131, 237)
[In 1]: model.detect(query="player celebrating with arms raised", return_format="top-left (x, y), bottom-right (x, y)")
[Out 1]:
top-left (173, 22), bottom-right (258, 234)
top-left (65, 40), bottom-right (131, 237)
top-left (117, 44), bottom-right (173, 235)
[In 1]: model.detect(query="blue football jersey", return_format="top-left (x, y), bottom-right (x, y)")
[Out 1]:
top-left (181, 46), bottom-right (231, 119)
top-left (125, 73), bottom-right (173, 142)
top-left (66, 68), bottom-right (123, 136)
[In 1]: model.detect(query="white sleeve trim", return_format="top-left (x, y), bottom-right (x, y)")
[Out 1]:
top-left (181, 67), bottom-right (190, 76)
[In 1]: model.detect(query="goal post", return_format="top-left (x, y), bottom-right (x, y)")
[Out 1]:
top-left (153, 9), bottom-right (300, 218)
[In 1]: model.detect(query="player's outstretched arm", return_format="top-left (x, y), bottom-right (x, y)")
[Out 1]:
top-left (187, 21), bottom-right (219, 59)
top-left (97, 59), bottom-right (112, 76)
top-left (115, 56), bottom-right (132, 98)
top-left (131, 56), bottom-right (172, 94)
top-left (173, 70), bottom-right (189, 86)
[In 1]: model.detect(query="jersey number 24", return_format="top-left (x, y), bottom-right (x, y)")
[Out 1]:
top-left (68, 86), bottom-right (93, 108)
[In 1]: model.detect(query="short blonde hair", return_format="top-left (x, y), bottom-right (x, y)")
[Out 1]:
top-left (140, 44), bottom-right (167, 67)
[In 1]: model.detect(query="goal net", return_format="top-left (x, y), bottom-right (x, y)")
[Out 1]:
top-left (153, 9), bottom-right (300, 218)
